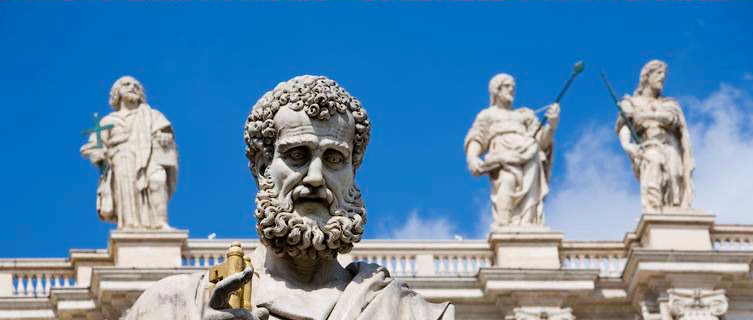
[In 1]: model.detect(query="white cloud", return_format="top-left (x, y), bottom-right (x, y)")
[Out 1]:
top-left (743, 72), bottom-right (753, 81)
top-left (546, 125), bottom-right (640, 240)
top-left (471, 188), bottom-right (493, 238)
top-left (547, 84), bottom-right (753, 239)
top-left (683, 85), bottom-right (753, 223)
top-left (387, 210), bottom-right (455, 240)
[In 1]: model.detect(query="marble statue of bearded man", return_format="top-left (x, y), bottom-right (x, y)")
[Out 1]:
top-left (80, 76), bottom-right (177, 230)
top-left (616, 60), bottom-right (694, 211)
top-left (124, 75), bottom-right (454, 320)
top-left (465, 74), bottom-right (559, 229)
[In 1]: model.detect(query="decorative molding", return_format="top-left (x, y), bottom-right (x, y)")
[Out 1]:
top-left (667, 289), bottom-right (728, 320)
top-left (512, 307), bottom-right (575, 320)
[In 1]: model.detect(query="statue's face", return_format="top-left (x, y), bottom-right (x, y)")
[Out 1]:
top-left (496, 78), bottom-right (516, 104)
top-left (648, 67), bottom-right (666, 93)
top-left (267, 106), bottom-right (355, 227)
top-left (117, 77), bottom-right (143, 106)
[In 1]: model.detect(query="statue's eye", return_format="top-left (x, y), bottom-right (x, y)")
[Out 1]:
top-left (324, 150), bottom-right (344, 165)
top-left (285, 147), bottom-right (309, 163)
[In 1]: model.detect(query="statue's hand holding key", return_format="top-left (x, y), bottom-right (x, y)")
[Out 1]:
top-left (203, 267), bottom-right (269, 320)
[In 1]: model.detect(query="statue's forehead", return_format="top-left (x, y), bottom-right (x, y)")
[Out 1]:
top-left (274, 106), bottom-right (355, 146)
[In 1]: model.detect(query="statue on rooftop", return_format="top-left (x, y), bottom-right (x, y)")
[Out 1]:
top-left (80, 76), bottom-right (178, 230)
top-left (615, 60), bottom-right (694, 212)
top-left (124, 75), bottom-right (454, 320)
top-left (464, 73), bottom-right (560, 229)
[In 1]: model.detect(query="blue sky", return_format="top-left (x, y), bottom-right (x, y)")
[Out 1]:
top-left (2, 2), bottom-right (752, 258)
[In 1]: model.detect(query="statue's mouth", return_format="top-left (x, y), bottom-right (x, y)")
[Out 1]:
top-left (292, 186), bottom-right (334, 207)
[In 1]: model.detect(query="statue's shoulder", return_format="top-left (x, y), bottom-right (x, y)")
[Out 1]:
top-left (345, 261), bottom-right (390, 279)
top-left (659, 96), bottom-right (681, 109)
top-left (476, 107), bottom-right (496, 119)
top-left (341, 261), bottom-right (454, 320)
top-left (516, 107), bottom-right (535, 118)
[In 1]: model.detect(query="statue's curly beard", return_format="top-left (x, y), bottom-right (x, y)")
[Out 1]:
top-left (254, 173), bottom-right (366, 259)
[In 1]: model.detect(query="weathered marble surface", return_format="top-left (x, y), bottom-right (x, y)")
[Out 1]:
top-left (616, 60), bottom-right (694, 212)
top-left (125, 75), bottom-right (453, 320)
top-left (80, 76), bottom-right (177, 230)
top-left (465, 74), bottom-right (559, 229)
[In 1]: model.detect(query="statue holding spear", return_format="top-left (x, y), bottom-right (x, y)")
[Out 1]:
top-left (603, 60), bottom-right (695, 212)
top-left (464, 62), bottom-right (583, 229)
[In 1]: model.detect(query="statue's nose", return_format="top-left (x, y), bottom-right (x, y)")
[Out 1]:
top-left (303, 157), bottom-right (324, 188)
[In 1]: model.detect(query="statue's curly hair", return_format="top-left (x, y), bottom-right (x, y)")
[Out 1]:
top-left (243, 75), bottom-right (371, 182)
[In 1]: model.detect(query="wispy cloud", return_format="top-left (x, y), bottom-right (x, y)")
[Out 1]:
top-left (384, 210), bottom-right (455, 240)
top-left (743, 72), bottom-right (753, 81)
top-left (547, 84), bottom-right (753, 239)
top-left (683, 85), bottom-right (753, 223)
top-left (546, 125), bottom-right (640, 240)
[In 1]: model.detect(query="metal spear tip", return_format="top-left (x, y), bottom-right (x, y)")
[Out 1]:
top-left (573, 61), bottom-right (585, 74)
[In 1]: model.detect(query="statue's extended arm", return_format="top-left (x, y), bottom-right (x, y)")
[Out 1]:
top-left (536, 103), bottom-right (560, 149)
top-left (618, 99), bottom-right (640, 160)
top-left (204, 267), bottom-right (269, 320)
top-left (154, 127), bottom-right (175, 149)
top-left (81, 132), bottom-right (106, 165)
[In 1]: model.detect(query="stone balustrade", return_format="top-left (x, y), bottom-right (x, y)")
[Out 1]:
top-left (711, 224), bottom-right (753, 251)
top-left (181, 239), bottom-right (493, 277)
top-left (559, 241), bottom-right (628, 277)
top-left (0, 259), bottom-right (76, 297)
top-left (3, 217), bottom-right (753, 320)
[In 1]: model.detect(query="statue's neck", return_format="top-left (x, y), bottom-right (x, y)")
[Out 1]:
top-left (494, 102), bottom-right (513, 110)
top-left (639, 88), bottom-right (661, 100)
top-left (119, 101), bottom-right (141, 112)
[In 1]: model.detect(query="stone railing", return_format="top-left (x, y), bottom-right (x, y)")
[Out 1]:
top-left (711, 225), bottom-right (753, 251)
top-left (349, 240), bottom-right (493, 277)
top-left (181, 239), bottom-right (259, 268)
top-left (0, 259), bottom-right (76, 297)
top-left (559, 241), bottom-right (628, 277)
top-left (182, 239), bottom-right (493, 277)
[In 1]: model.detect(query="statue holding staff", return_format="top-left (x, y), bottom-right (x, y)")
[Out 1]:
top-left (465, 74), bottom-right (560, 228)
top-left (615, 60), bottom-right (694, 211)
top-left (80, 76), bottom-right (178, 230)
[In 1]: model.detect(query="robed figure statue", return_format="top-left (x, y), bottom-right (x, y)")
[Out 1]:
top-left (616, 60), bottom-right (694, 211)
top-left (81, 76), bottom-right (178, 230)
top-left (465, 74), bottom-right (559, 229)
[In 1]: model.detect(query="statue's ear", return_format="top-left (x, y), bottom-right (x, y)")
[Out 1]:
top-left (253, 154), bottom-right (272, 184)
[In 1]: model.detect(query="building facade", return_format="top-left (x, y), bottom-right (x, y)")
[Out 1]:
top-left (1, 209), bottom-right (752, 320)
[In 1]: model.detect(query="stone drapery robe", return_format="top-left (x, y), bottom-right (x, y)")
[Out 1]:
top-left (616, 95), bottom-right (694, 211)
top-left (125, 247), bottom-right (454, 320)
top-left (464, 106), bottom-right (553, 226)
top-left (80, 103), bottom-right (178, 229)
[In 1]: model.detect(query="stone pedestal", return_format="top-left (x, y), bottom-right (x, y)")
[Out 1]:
top-left (108, 230), bottom-right (188, 268)
top-left (635, 208), bottom-right (714, 251)
top-left (488, 227), bottom-right (563, 269)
